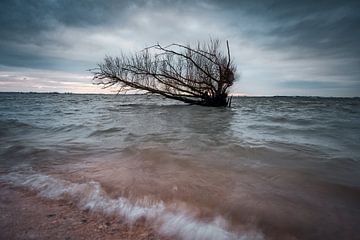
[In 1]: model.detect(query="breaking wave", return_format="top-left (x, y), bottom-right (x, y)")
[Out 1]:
top-left (0, 170), bottom-right (264, 240)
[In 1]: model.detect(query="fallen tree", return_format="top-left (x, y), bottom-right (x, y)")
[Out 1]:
top-left (92, 39), bottom-right (237, 107)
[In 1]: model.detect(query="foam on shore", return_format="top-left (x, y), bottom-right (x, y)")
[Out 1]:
top-left (0, 170), bottom-right (264, 240)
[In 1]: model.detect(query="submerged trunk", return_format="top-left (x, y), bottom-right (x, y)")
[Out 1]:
top-left (201, 93), bottom-right (229, 107)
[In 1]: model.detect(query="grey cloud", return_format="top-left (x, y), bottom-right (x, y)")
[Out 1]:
top-left (278, 80), bottom-right (357, 89)
top-left (0, 44), bottom-right (92, 71)
top-left (268, 15), bottom-right (360, 59)
top-left (0, 0), bottom-right (135, 44)
top-left (0, 0), bottom-right (207, 68)
top-left (277, 80), bottom-right (360, 97)
top-left (0, 0), bottom-right (359, 96)
top-left (217, 0), bottom-right (360, 59)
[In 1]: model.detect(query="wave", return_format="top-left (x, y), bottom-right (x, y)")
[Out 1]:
top-left (51, 124), bottom-right (90, 133)
top-left (266, 115), bottom-right (314, 125)
top-left (88, 127), bottom-right (125, 137)
top-left (0, 170), bottom-right (264, 240)
top-left (0, 119), bottom-right (37, 136)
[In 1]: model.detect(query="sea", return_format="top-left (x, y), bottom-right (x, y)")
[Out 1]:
top-left (0, 92), bottom-right (359, 240)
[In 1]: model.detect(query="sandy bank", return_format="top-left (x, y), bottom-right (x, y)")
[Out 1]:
top-left (0, 183), bottom-right (167, 240)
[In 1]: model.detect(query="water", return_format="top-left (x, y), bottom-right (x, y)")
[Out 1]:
top-left (0, 93), bottom-right (359, 240)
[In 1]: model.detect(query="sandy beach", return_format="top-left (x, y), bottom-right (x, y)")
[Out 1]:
top-left (0, 183), bottom-right (166, 240)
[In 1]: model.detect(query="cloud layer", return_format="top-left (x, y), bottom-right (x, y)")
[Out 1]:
top-left (0, 0), bottom-right (359, 96)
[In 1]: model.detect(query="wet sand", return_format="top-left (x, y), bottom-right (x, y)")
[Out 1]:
top-left (0, 183), bottom-right (166, 240)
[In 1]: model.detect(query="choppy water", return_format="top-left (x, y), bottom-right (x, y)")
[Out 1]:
top-left (0, 93), bottom-right (359, 240)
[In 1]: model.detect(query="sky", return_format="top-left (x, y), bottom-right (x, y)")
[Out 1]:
top-left (0, 0), bottom-right (359, 96)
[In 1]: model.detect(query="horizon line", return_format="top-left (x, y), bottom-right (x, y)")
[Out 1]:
top-left (0, 91), bottom-right (359, 98)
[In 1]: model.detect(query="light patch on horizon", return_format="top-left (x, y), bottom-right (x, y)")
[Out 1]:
top-left (0, 67), bottom-right (114, 94)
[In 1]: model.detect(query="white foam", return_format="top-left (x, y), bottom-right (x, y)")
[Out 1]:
top-left (0, 171), bottom-right (264, 240)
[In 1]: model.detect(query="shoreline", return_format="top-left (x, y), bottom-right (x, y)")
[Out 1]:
top-left (0, 183), bottom-right (166, 240)
top-left (1, 91), bottom-right (359, 99)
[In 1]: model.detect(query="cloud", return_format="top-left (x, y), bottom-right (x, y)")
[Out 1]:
top-left (0, 0), bottom-right (359, 96)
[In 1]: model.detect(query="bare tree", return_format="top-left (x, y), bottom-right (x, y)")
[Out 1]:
top-left (92, 39), bottom-right (237, 107)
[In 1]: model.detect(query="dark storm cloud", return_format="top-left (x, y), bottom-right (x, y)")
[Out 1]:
top-left (269, 8), bottom-right (360, 61)
top-left (0, 0), bottom-right (196, 69)
top-left (0, 0), bottom-right (359, 96)
top-left (214, 0), bottom-right (360, 95)
top-left (0, 0), bottom-right (130, 40)
top-left (0, 0), bottom-right (134, 69)
top-left (218, 0), bottom-right (360, 59)
top-left (1, 0), bottom-right (359, 61)
top-left (0, 0), bottom-right (194, 42)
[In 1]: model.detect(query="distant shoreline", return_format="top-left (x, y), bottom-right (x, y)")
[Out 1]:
top-left (0, 91), bottom-right (359, 99)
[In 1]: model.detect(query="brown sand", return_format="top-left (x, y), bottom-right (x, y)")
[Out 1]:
top-left (0, 183), bottom-right (168, 240)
